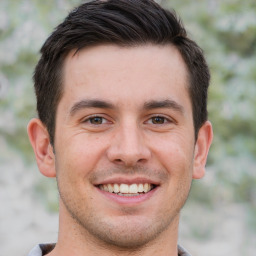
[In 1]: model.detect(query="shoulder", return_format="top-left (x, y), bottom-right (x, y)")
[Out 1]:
top-left (27, 244), bottom-right (55, 256)
top-left (178, 244), bottom-right (192, 256)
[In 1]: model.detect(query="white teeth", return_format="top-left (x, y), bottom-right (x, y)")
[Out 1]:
top-left (113, 183), bottom-right (119, 193)
top-left (99, 183), bottom-right (153, 194)
top-left (138, 184), bottom-right (144, 192)
top-left (143, 183), bottom-right (149, 193)
top-left (107, 184), bottom-right (114, 193)
top-left (129, 184), bottom-right (138, 193)
top-left (120, 184), bottom-right (129, 193)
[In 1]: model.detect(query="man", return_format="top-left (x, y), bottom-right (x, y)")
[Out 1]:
top-left (27, 0), bottom-right (213, 255)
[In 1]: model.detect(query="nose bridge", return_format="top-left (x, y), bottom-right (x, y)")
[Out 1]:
top-left (122, 122), bottom-right (142, 154)
top-left (107, 119), bottom-right (150, 166)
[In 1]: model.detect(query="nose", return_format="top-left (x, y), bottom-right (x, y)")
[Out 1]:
top-left (106, 123), bottom-right (151, 167)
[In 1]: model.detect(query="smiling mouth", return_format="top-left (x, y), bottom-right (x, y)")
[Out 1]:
top-left (98, 183), bottom-right (156, 197)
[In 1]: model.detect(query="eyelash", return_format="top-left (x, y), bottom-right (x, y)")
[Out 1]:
top-left (146, 115), bottom-right (173, 125)
top-left (82, 115), bottom-right (110, 125)
top-left (82, 114), bottom-right (173, 126)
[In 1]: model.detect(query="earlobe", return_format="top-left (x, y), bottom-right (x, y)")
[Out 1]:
top-left (192, 121), bottom-right (213, 179)
top-left (27, 118), bottom-right (56, 177)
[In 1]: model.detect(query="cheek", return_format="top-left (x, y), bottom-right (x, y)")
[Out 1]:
top-left (149, 133), bottom-right (195, 174)
top-left (56, 133), bottom-right (109, 178)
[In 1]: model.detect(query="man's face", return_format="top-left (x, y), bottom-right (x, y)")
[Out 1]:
top-left (54, 44), bottom-right (197, 247)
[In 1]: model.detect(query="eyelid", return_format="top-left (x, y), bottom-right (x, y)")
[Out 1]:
top-left (81, 114), bottom-right (112, 124)
top-left (144, 114), bottom-right (175, 125)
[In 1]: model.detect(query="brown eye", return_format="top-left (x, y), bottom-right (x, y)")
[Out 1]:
top-left (89, 117), bottom-right (103, 124)
top-left (151, 116), bottom-right (165, 124)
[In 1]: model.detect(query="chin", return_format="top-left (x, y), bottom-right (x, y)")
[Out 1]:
top-left (77, 214), bottom-right (177, 250)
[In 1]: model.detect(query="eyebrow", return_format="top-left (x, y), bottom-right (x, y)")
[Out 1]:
top-left (69, 98), bottom-right (184, 117)
top-left (143, 99), bottom-right (184, 114)
top-left (69, 99), bottom-right (114, 116)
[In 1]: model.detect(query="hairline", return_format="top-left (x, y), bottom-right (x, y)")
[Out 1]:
top-left (50, 42), bottom-right (196, 146)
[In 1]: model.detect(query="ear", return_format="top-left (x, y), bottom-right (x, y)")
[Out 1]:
top-left (192, 121), bottom-right (213, 179)
top-left (27, 118), bottom-right (56, 177)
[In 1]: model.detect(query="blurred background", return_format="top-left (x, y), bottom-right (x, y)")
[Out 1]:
top-left (0, 0), bottom-right (255, 255)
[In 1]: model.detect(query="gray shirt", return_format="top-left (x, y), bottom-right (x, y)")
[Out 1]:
top-left (27, 243), bottom-right (191, 256)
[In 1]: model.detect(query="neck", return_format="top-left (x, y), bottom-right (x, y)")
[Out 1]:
top-left (49, 201), bottom-right (180, 256)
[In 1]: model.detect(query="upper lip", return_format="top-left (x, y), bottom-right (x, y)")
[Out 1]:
top-left (93, 176), bottom-right (160, 186)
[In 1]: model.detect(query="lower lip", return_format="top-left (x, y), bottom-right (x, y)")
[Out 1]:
top-left (96, 186), bottom-right (158, 205)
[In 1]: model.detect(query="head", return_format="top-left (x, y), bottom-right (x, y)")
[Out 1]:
top-left (28, 0), bottom-right (213, 253)
top-left (34, 0), bottom-right (210, 146)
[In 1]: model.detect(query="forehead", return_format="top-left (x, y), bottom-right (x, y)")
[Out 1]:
top-left (60, 44), bottom-right (191, 112)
